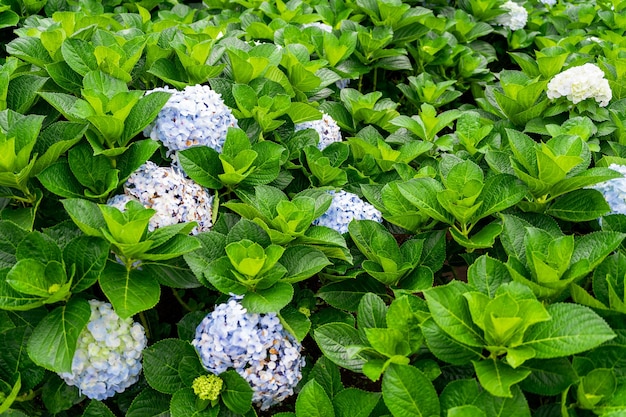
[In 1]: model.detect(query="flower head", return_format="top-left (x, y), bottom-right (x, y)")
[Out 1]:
top-left (312, 190), bottom-right (383, 234)
top-left (192, 374), bottom-right (224, 401)
top-left (294, 113), bottom-right (342, 150)
top-left (192, 297), bottom-right (305, 410)
top-left (496, 1), bottom-right (528, 30)
top-left (144, 84), bottom-right (238, 160)
top-left (58, 300), bottom-right (147, 400)
top-left (593, 164), bottom-right (626, 216)
top-left (107, 161), bottom-right (213, 234)
top-left (547, 63), bottom-right (612, 107)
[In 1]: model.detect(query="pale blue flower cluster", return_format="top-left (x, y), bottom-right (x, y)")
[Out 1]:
top-left (107, 161), bottom-right (213, 234)
top-left (593, 164), bottom-right (626, 216)
top-left (144, 84), bottom-right (238, 159)
top-left (58, 300), bottom-right (147, 400)
top-left (313, 190), bottom-right (383, 234)
top-left (192, 297), bottom-right (304, 410)
top-left (294, 113), bottom-right (342, 150)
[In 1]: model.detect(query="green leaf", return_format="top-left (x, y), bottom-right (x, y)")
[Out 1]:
top-left (473, 359), bottom-right (531, 398)
top-left (296, 379), bottom-right (335, 417)
top-left (32, 121), bottom-right (88, 177)
top-left (281, 246), bottom-right (331, 283)
top-left (309, 356), bottom-right (343, 399)
top-left (279, 305), bottom-right (311, 342)
top-left (7, 74), bottom-right (48, 114)
top-left (241, 282), bottom-right (293, 314)
top-left (99, 261), bottom-right (160, 319)
top-left (387, 295), bottom-right (425, 355)
top-left (170, 388), bottom-right (219, 417)
top-left (61, 198), bottom-right (106, 237)
top-left (317, 277), bottom-right (387, 311)
top-left (82, 400), bottom-right (116, 417)
top-left (467, 255), bottom-right (511, 297)
top-left (64, 236), bottom-right (109, 292)
top-left (421, 318), bottom-right (481, 365)
top-left (546, 189), bottom-right (610, 221)
top-left (143, 339), bottom-right (200, 394)
top-left (121, 91), bottom-right (171, 146)
top-left (6, 259), bottom-right (66, 297)
top-left (0, 220), bottom-right (27, 269)
top-left (333, 388), bottom-right (381, 417)
top-left (522, 303), bottom-right (616, 358)
top-left (0, 326), bottom-right (45, 391)
top-left (382, 363), bottom-right (440, 417)
top-left (314, 322), bottom-right (367, 372)
top-left (357, 292), bottom-right (388, 338)
top-left (178, 146), bottom-right (223, 189)
top-left (519, 358), bottom-right (578, 396)
top-left (423, 281), bottom-right (484, 347)
top-left (221, 370), bottom-right (253, 414)
top-left (61, 38), bottom-right (97, 76)
top-left (0, 373), bottom-right (21, 414)
top-left (41, 374), bottom-right (82, 414)
top-left (26, 297), bottom-right (90, 373)
top-left (126, 387), bottom-right (171, 417)
top-left (37, 161), bottom-right (85, 199)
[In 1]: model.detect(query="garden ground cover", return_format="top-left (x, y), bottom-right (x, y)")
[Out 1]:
top-left (2, 0), bottom-right (626, 416)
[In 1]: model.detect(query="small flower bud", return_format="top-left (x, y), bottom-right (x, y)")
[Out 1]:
top-left (192, 374), bottom-right (224, 401)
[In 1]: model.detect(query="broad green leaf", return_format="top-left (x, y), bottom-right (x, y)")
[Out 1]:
top-left (522, 303), bottom-right (615, 358)
top-left (61, 38), bottom-right (97, 76)
top-left (280, 245), bottom-right (331, 283)
top-left (82, 400), bottom-right (116, 417)
top-left (99, 261), bottom-right (160, 319)
top-left (333, 388), bottom-right (381, 417)
top-left (61, 198), bottom-right (106, 237)
top-left (241, 282), bottom-right (293, 313)
top-left (121, 91), bottom-right (171, 146)
top-left (170, 388), bottom-right (219, 417)
top-left (397, 178), bottom-right (454, 225)
top-left (221, 370), bottom-right (253, 415)
top-left (382, 363), bottom-right (440, 417)
top-left (26, 297), bottom-right (90, 373)
top-left (126, 387), bottom-right (171, 417)
top-left (178, 146), bottom-right (223, 189)
top-left (467, 255), bottom-right (512, 297)
top-left (279, 306), bottom-right (310, 342)
top-left (0, 220), bottom-right (27, 269)
top-left (64, 236), bottom-right (109, 292)
top-left (37, 161), bottom-right (85, 199)
top-left (143, 339), bottom-right (199, 394)
top-left (314, 322), bottom-right (367, 372)
top-left (309, 356), bottom-right (343, 399)
top-left (546, 189), bottom-right (610, 221)
top-left (296, 379), bottom-right (334, 417)
top-left (423, 281), bottom-right (484, 347)
top-left (421, 318), bottom-right (481, 365)
top-left (519, 358), bottom-right (578, 396)
top-left (472, 359), bottom-right (531, 398)
top-left (477, 174), bottom-right (527, 219)
top-left (0, 326), bottom-right (44, 391)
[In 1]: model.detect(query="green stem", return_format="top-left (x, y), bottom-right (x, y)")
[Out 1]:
top-left (139, 311), bottom-right (151, 340)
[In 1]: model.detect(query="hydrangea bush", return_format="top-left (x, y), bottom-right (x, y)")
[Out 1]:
top-left (2, 0), bottom-right (626, 416)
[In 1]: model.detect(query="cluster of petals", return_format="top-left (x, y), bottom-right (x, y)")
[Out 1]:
top-left (107, 161), bottom-right (213, 234)
top-left (294, 113), bottom-right (343, 150)
top-left (192, 297), bottom-right (304, 410)
top-left (496, 1), bottom-right (528, 30)
top-left (593, 164), bottom-right (626, 216)
top-left (312, 190), bottom-right (383, 234)
top-left (58, 300), bottom-right (147, 400)
top-left (547, 63), bottom-right (612, 107)
top-left (144, 84), bottom-right (238, 160)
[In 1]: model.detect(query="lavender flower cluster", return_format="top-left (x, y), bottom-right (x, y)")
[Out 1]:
top-left (593, 164), bottom-right (626, 216)
top-left (58, 300), bottom-right (147, 400)
top-left (107, 161), bottom-right (213, 234)
top-left (192, 297), bottom-right (304, 410)
top-left (294, 113), bottom-right (342, 150)
top-left (547, 63), bottom-right (612, 107)
top-left (312, 190), bottom-right (383, 234)
top-left (144, 84), bottom-right (238, 159)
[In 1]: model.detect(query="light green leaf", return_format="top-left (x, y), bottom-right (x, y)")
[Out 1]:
top-left (313, 323), bottom-right (367, 372)
top-left (99, 261), bottom-right (160, 319)
top-left (473, 359), bottom-right (531, 398)
top-left (296, 380), bottom-right (334, 417)
top-left (382, 363), bottom-right (440, 417)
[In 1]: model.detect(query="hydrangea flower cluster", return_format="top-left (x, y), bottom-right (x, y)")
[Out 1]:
top-left (144, 84), bottom-right (238, 158)
top-left (294, 113), bottom-right (342, 150)
top-left (547, 63), bottom-right (612, 107)
top-left (192, 297), bottom-right (304, 410)
top-left (312, 190), bottom-right (383, 234)
top-left (592, 164), bottom-right (626, 216)
top-left (496, 1), bottom-right (528, 30)
top-left (107, 161), bottom-right (213, 234)
top-left (58, 300), bottom-right (147, 400)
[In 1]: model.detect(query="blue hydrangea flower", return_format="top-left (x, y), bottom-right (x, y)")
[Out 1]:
top-left (107, 161), bottom-right (214, 234)
top-left (312, 190), bottom-right (383, 234)
top-left (144, 84), bottom-right (238, 160)
top-left (58, 300), bottom-right (147, 400)
top-left (593, 164), bottom-right (626, 216)
top-left (192, 297), bottom-right (305, 410)
top-left (294, 113), bottom-right (342, 150)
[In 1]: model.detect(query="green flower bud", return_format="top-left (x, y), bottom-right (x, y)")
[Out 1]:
top-left (192, 374), bottom-right (223, 401)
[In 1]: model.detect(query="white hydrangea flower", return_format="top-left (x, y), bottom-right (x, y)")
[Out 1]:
top-left (192, 297), bottom-right (305, 411)
top-left (496, 1), bottom-right (528, 30)
top-left (312, 190), bottom-right (383, 234)
top-left (302, 22), bottom-right (333, 33)
top-left (107, 161), bottom-right (213, 234)
top-left (144, 84), bottom-right (238, 161)
top-left (58, 300), bottom-right (147, 400)
top-left (294, 113), bottom-right (342, 150)
top-left (592, 164), bottom-right (626, 216)
top-left (547, 63), bottom-right (612, 107)
top-left (539, 0), bottom-right (556, 6)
